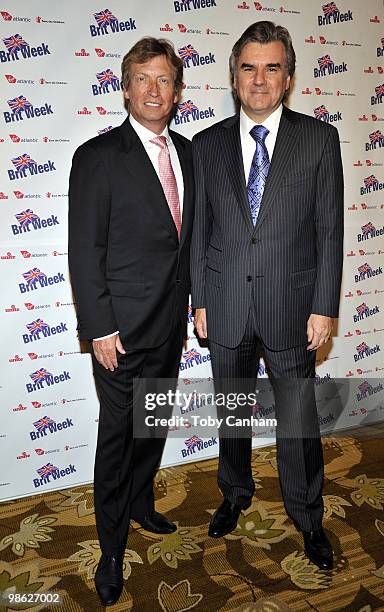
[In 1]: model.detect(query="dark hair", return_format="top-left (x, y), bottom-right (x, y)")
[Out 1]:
top-left (121, 37), bottom-right (183, 96)
top-left (229, 21), bottom-right (296, 85)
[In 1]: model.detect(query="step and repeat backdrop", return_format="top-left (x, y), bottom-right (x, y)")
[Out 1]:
top-left (0, 0), bottom-right (383, 501)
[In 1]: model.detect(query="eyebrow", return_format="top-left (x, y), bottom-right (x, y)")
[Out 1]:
top-left (240, 62), bottom-right (282, 69)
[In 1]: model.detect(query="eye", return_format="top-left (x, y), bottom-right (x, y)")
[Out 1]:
top-left (267, 66), bottom-right (278, 73)
top-left (159, 77), bottom-right (170, 85)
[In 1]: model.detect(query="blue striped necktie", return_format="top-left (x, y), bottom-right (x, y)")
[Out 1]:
top-left (247, 125), bottom-right (270, 226)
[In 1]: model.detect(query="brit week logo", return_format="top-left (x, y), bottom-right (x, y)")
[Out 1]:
top-left (174, 0), bottom-right (217, 12)
top-left (360, 174), bottom-right (384, 195)
top-left (313, 54), bottom-right (347, 78)
top-left (174, 99), bottom-right (215, 125)
top-left (365, 130), bottom-right (384, 151)
top-left (89, 9), bottom-right (136, 37)
top-left (33, 461), bottom-right (76, 488)
top-left (354, 262), bottom-right (383, 283)
top-left (7, 153), bottom-right (56, 180)
top-left (91, 69), bottom-right (122, 95)
top-left (353, 341), bottom-right (380, 362)
top-left (371, 83), bottom-right (384, 106)
top-left (177, 44), bottom-right (215, 69)
top-left (11, 209), bottom-right (59, 235)
top-left (354, 302), bottom-right (380, 323)
top-left (3, 94), bottom-right (53, 123)
top-left (377, 36), bottom-right (384, 58)
top-left (18, 267), bottom-right (65, 294)
top-left (181, 434), bottom-right (217, 458)
top-left (26, 368), bottom-right (71, 393)
top-left (22, 318), bottom-right (69, 344)
top-left (29, 415), bottom-right (74, 440)
top-left (314, 104), bottom-right (342, 123)
top-left (1, 33), bottom-right (50, 63)
top-left (317, 2), bottom-right (353, 26)
top-left (356, 380), bottom-right (383, 402)
top-left (357, 221), bottom-right (384, 242)
top-left (179, 348), bottom-right (211, 371)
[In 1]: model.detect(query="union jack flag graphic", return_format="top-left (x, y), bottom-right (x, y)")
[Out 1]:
top-left (318, 54), bottom-right (334, 69)
top-left (183, 348), bottom-right (200, 363)
top-left (37, 462), bottom-right (58, 478)
top-left (185, 435), bottom-right (202, 449)
top-left (26, 319), bottom-right (49, 335)
top-left (7, 95), bottom-right (32, 114)
top-left (375, 83), bottom-right (384, 97)
top-left (93, 9), bottom-right (117, 27)
top-left (322, 2), bottom-right (339, 16)
top-left (361, 222), bottom-right (376, 235)
top-left (358, 262), bottom-right (372, 274)
top-left (11, 154), bottom-right (36, 171)
top-left (33, 415), bottom-right (55, 431)
top-left (22, 267), bottom-right (47, 285)
top-left (30, 368), bottom-right (52, 383)
top-left (356, 303), bottom-right (369, 315)
top-left (364, 174), bottom-right (378, 188)
top-left (358, 380), bottom-right (372, 393)
top-left (98, 125), bottom-right (113, 134)
top-left (356, 342), bottom-right (369, 354)
top-left (2, 34), bottom-right (28, 54)
top-left (314, 105), bottom-right (328, 119)
top-left (369, 130), bottom-right (383, 143)
top-left (15, 209), bottom-right (39, 227)
top-left (178, 44), bottom-right (199, 63)
top-left (96, 69), bottom-right (119, 86)
top-left (178, 99), bottom-right (198, 117)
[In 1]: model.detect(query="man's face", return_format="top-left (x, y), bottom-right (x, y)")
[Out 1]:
top-left (234, 41), bottom-right (291, 122)
top-left (124, 54), bottom-right (178, 133)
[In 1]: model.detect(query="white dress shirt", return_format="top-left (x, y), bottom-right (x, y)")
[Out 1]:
top-left (240, 104), bottom-right (283, 184)
top-left (94, 115), bottom-right (184, 341)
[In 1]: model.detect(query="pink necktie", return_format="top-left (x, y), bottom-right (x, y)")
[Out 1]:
top-left (150, 135), bottom-right (182, 238)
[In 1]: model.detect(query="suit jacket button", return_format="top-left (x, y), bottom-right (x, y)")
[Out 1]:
top-left (251, 237), bottom-right (258, 244)
top-left (247, 275), bottom-right (252, 282)
top-left (176, 279), bottom-right (180, 284)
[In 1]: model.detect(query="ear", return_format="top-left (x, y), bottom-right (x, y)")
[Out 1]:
top-left (285, 74), bottom-right (291, 92)
top-left (123, 88), bottom-right (129, 102)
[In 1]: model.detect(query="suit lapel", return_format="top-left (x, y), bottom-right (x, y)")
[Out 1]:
top-left (254, 106), bottom-right (301, 233)
top-left (119, 118), bottom-right (178, 242)
top-left (171, 131), bottom-right (193, 249)
top-left (221, 115), bottom-right (254, 234)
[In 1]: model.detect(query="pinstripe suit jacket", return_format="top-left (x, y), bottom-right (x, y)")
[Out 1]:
top-left (191, 106), bottom-right (344, 350)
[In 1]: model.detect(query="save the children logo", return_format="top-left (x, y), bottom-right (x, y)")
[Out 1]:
top-left (317, 3), bottom-right (353, 26)
top-left (7, 153), bottom-right (56, 180)
top-left (313, 54), bottom-right (347, 78)
top-left (26, 368), bottom-right (71, 393)
top-left (89, 9), bottom-right (136, 37)
top-left (18, 267), bottom-right (65, 294)
top-left (174, 99), bottom-right (215, 125)
top-left (33, 461), bottom-right (77, 488)
top-left (91, 69), bottom-right (122, 96)
top-left (3, 94), bottom-right (53, 123)
top-left (1, 33), bottom-right (50, 63)
top-left (313, 104), bottom-right (342, 123)
top-left (177, 43), bottom-right (215, 68)
top-left (353, 341), bottom-right (381, 362)
top-left (11, 209), bottom-right (60, 235)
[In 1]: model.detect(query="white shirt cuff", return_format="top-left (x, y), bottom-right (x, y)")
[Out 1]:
top-left (93, 331), bottom-right (119, 341)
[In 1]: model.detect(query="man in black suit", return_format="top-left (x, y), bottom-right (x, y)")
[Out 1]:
top-left (191, 21), bottom-right (343, 570)
top-left (69, 37), bottom-right (194, 605)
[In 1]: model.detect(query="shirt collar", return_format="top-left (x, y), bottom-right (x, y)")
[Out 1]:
top-left (129, 113), bottom-right (171, 145)
top-left (240, 104), bottom-right (283, 140)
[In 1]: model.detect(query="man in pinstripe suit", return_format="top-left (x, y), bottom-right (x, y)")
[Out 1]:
top-left (191, 21), bottom-right (343, 570)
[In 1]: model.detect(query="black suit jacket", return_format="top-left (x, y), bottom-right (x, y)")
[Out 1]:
top-left (68, 117), bottom-right (194, 348)
top-left (191, 106), bottom-right (344, 350)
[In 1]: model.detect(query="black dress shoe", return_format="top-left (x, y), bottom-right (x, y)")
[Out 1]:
top-left (303, 528), bottom-right (333, 570)
top-left (131, 511), bottom-right (176, 534)
top-left (95, 554), bottom-right (123, 606)
top-left (208, 499), bottom-right (245, 538)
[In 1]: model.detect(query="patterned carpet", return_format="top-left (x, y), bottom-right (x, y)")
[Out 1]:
top-left (1, 433), bottom-right (384, 611)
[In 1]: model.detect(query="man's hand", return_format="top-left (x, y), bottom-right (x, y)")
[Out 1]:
top-left (92, 334), bottom-right (126, 371)
top-left (307, 314), bottom-right (333, 351)
top-left (194, 308), bottom-right (207, 339)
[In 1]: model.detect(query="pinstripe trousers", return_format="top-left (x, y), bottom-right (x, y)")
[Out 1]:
top-left (209, 297), bottom-right (324, 532)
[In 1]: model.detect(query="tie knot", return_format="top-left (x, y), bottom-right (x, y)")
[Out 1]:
top-left (150, 135), bottom-right (168, 149)
top-left (250, 125), bottom-right (269, 143)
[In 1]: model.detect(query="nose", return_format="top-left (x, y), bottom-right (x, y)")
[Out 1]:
top-left (252, 67), bottom-right (266, 86)
top-left (148, 77), bottom-right (160, 97)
